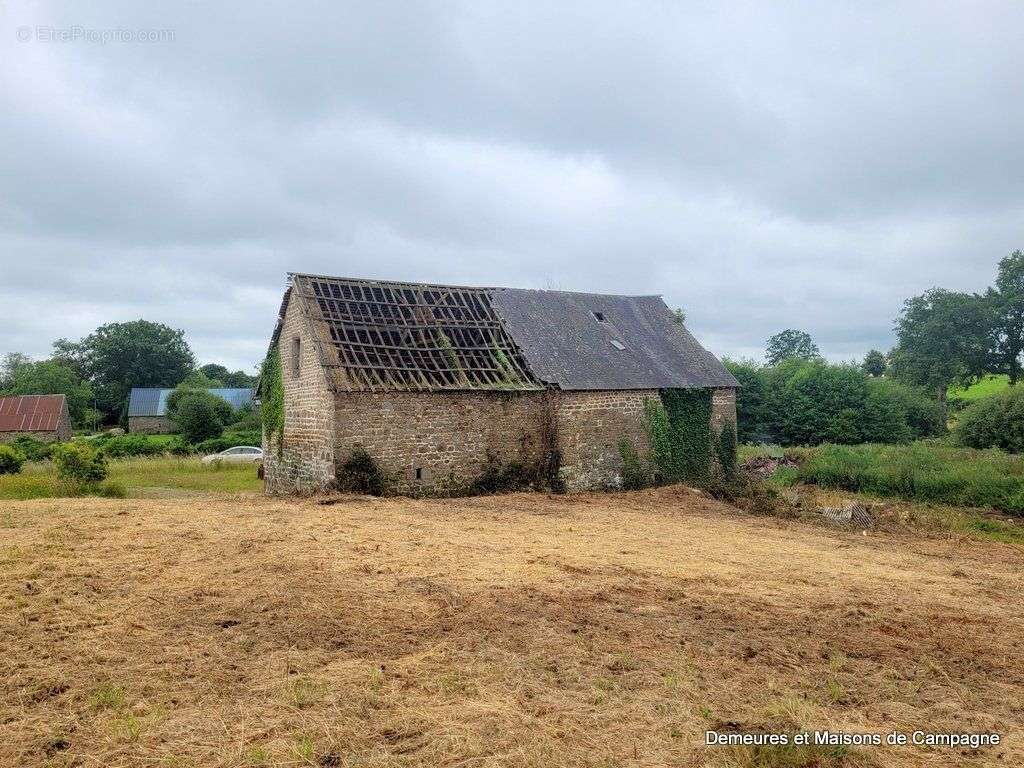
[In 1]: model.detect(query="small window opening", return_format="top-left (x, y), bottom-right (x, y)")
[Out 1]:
top-left (291, 336), bottom-right (301, 377)
top-left (592, 311), bottom-right (606, 323)
top-left (415, 467), bottom-right (423, 480)
top-left (610, 339), bottom-right (626, 351)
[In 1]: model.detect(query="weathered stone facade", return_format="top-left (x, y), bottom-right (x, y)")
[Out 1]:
top-left (128, 416), bottom-right (174, 434)
top-left (262, 295), bottom-right (336, 493)
top-left (264, 370), bottom-right (739, 495)
top-left (553, 390), bottom-right (656, 492)
top-left (710, 387), bottom-right (737, 433)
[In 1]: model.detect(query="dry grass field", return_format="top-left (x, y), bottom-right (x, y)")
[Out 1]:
top-left (2, 488), bottom-right (1022, 768)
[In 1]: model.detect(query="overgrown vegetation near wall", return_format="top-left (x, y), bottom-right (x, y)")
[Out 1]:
top-left (259, 349), bottom-right (284, 455)
top-left (630, 388), bottom-right (717, 487)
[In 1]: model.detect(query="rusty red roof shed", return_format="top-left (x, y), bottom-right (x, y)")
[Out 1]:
top-left (0, 395), bottom-right (70, 433)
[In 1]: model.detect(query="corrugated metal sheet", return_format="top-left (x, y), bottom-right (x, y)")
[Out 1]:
top-left (490, 289), bottom-right (739, 390)
top-left (128, 388), bottom-right (254, 417)
top-left (0, 395), bottom-right (68, 432)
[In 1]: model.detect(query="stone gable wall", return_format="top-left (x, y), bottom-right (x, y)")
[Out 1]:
top-left (128, 416), bottom-right (174, 434)
top-left (263, 299), bottom-right (336, 494)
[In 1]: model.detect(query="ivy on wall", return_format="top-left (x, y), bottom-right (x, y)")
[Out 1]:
top-left (259, 348), bottom-right (285, 457)
top-left (641, 388), bottom-right (713, 485)
top-left (715, 420), bottom-right (738, 480)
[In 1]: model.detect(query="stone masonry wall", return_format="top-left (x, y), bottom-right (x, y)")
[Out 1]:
top-left (334, 391), bottom-right (550, 495)
top-left (554, 390), bottom-right (657, 492)
top-left (263, 299), bottom-right (336, 494)
top-left (710, 387), bottom-right (737, 433)
top-left (128, 416), bottom-right (174, 434)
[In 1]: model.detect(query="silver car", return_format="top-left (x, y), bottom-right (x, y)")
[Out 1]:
top-left (201, 446), bottom-right (263, 464)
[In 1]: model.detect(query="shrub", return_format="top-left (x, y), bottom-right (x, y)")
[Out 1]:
top-left (955, 386), bottom-right (1024, 453)
top-left (336, 446), bottom-right (387, 496)
top-left (53, 443), bottom-right (108, 486)
top-left (618, 439), bottom-right (653, 490)
top-left (9, 436), bottom-right (52, 462)
top-left (0, 445), bottom-right (26, 475)
top-left (98, 434), bottom-right (165, 459)
top-left (466, 452), bottom-right (539, 495)
top-left (99, 481), bottom-right (128, 498)
top-left (173, 394), bottom-right (225, 444)
top-left (869, 378), bottom-right (945, 439)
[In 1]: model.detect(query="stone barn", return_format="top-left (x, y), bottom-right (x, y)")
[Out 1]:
top-left (127, 387), bottom-right (254, 433)
top-left (0, 394), bottom-right (73, 443)
top-left (262, 273), bottom-right (738, 495)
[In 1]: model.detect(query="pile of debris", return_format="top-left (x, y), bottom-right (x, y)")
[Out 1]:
top-left (819, 500), bottom-right (875, 529)
top-left (741, 454), bottom-right (801, 477)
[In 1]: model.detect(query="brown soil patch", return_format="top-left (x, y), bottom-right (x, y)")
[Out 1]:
top-left (1, 488), bottom-right (1021, 767)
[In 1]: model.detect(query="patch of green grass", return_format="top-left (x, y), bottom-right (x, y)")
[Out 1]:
top-left (796, 442), bottom-right (1024, 515)
top-left (949, 374), bottom-right (1010, 402)
top-left (90, 682), bottom-right (127, 711)
top-left (0, 456), bottom-right (260, 500)
top-left (953, 515), bottom-right (1024, 545)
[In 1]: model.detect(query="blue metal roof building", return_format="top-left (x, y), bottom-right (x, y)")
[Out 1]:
top-left (127, 388), bottom-right (254, 417)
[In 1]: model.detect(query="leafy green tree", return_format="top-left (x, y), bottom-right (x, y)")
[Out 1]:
top-left (166, 387), bottom-right (233, 425)
top-left (178, 370), bottom-right (224, 389)
top-left (889, 289), bottom-right (991, 410)
top-left (173, 394), bottom-right (226, 444)
top-left (0, 352), bottom-right (32, 389)
top-left (867, 378), bottom-right (945, 439)
top-left (987, 250), bottom-right (1024, 385)
top-left (861, 349), bottom-right (887, 377)
top-left (199, 363), bottom-right (257, 388)
top-left (5, 360), bottom-right (95, 428)
top-left (765, 329), bottom-right (820, 366)
top-left (723, 358), bottom-right (768, 443)
top-left (54, 320), bottom-right (195, 422)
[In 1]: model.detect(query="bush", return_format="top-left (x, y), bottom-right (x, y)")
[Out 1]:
top-left (99, 481), bottom-right (128, 498)
top-left (0, 445), bottom-right (26, 475)
top-left (52, 443), bottom-right (108, 486)
top-left (955, 386), bottom-right (1024, 453)
top-left (173, 394), bottom-right (225, 444)
top-left (98, 434), bottom-right (166, 459)
top-left (619, 439), bottom-right (653, 490)
top-left (9, 435), bottom-right (52, 462)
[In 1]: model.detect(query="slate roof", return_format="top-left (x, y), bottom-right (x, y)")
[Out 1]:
top-left (127, 388), bottom-right (254, 417)
top-left (281, 273), bottom-right (737, 392)
top-left (0, 395), bottom-right (70, 432)
top-left (491, 289), bottom-right (738, 389)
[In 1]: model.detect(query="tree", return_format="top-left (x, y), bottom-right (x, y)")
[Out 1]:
top-left (174, 394), bottom-right (225, 444)
top-left (5, 360), bottom-right (95, 428)
top-left (723, 358), bottom-right (767, 443)
top-left (889, 289), bottom-right (991, 409)
top-left (55, 321), bottom-right (195, 422)
top-left (671, 307), bottom-right (686, 326)
top-left (0, 352), bottom-right (32, 389)
top-left (199, 363), bottom-right (257, 388)
top-left (987, 250), bottom-right (1024, 385)
top-left (861, 349), bottom-right (887, 377)
top-left (765, 329), bottom-right (820, 366)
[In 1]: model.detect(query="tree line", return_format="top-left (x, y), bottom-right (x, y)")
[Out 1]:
top-left (727, 250), bottom-right (1023, 446)
top-left (0, 320), bottom-right (257, 429)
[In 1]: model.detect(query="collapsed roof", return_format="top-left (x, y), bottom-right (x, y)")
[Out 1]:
top-left (276, 273), bottom-right (738, 392)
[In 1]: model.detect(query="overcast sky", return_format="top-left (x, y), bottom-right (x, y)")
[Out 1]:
top-left (2, 2), bottom-right (1021, 372)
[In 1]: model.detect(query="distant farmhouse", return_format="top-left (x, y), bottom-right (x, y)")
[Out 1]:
top-left (262, 273), bottom-right (738, 495)
top-left (127, 387), bottom-right (254, 433)
top-left (0, 394), bottom-right (73, 443)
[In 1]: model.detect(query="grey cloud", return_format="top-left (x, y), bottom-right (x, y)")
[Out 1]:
top-left (1, 1), bottom-right (1022, 371)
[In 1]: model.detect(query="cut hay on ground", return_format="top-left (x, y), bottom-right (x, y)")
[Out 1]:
top-left (1, 488), bottom-right (1022, 767)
